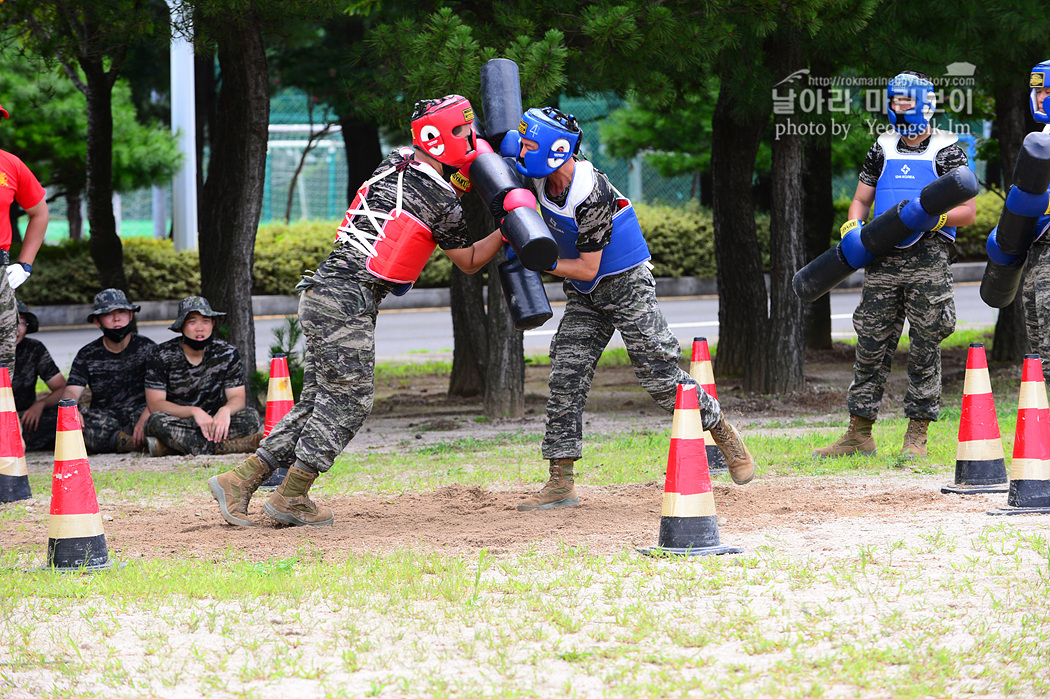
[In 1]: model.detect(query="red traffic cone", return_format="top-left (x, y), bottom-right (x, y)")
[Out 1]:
top-left (640, 383), bottom-right (742, 557)
top-left (46, 399), bottom-right (114, 570)
top-left (688, 337), bottom-right (728, 476)
top-left (943, 343), bottom-right (1008, 494)
top-left (0, 364), bottom-right (30, 503)
top-left (260, 354), bottom-right (294, 490)
top-left (990, 355), bottom-right (1050, 515)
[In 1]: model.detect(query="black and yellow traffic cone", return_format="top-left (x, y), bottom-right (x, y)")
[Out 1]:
top-left (990, 355), bottom-right (1050, 515)
top-left (259, 354), bottom-right (294, 490)
top-left (640, 383), bottom-right (742, 557)
top-left (0, 364), bottom-right (30, 503)
top-left (688, 337), bottom-right (728, 476)
top-left (943, 343), bottom-right (1008, 494)
top-left (45, 399), bottom-right (114, 570)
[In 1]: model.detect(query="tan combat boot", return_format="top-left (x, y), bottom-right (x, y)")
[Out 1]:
top-left (708, 419), bottom-right (755, 485)
top-left (146, 436), bottom-right (175, 457)
top-left (208, 454), bottom-right (274, 527)
top-left (115, 430), bottom-right (147, 453)
top-left (813, 414), bottom-right (877, 458)
top-left (517, 459), bottom-right (579, 511)
top-left (901, 418), bottom-right (930, 458)
top-left (214, 432), bottom-right (264, 455)
top-left (263, 465), bottom-right (334, 526)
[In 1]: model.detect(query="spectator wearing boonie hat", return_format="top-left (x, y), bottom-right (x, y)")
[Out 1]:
top-left (12, 299), bottom-right (65, 451)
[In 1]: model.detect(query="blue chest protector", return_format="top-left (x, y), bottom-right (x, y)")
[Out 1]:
top-left (873, 131), bottom-right (959, 247)
top-left (534, 160), bottom-right (651, 293)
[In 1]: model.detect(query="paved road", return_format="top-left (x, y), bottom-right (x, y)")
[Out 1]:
top-left (36, 282), bottom-right (996, 371)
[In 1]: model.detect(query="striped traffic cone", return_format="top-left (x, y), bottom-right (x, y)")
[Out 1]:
top-left (990, 355), bottom-right (1050, 515)
top-left (0, 364), bottom-right (30, 503)
top-left (688, 337), bottom-right (728, 476)
top-left (46, 399), bottom-right (114, 570)
top-left (259, 354), bottom-right (294, 490)
top-left (942, 343), bottom-right (1008, 494)
top-left (640, 383), bottom-right (742, 557)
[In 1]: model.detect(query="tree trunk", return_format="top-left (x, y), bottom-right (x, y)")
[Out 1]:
top-left (339, 114), bottom-right (383, 204)
top-left (198, 15), bottom-right (268, 388)
top-left (802, 135), bottom-right (834, 350)
top-left (80, 56), bottom-right (126, 291)
top-left (484, 253), bottom-right (524, 418)
top-left (449, 192), bottom-right (489, 397)
top-left (990, 80), bottom-right (1032, 362)
top-left (67, 190), bottom-right (84, 241)
top-left (710, 80), bottom-right (768, 382)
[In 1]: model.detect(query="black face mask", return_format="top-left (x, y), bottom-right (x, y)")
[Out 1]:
top-left (101, 325), bottom-right (131, 343)
top-left (182, 335), bottom-right (213, 351)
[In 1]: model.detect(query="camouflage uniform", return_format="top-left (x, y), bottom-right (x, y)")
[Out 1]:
top-left (143, 337), bottom-right (262, 455)
top-left (538, 166), bottom-right (720, 461)
top-left (259, 149), bottom-right (471, 474)
top-left (845, 136), bottom-right (967, 421)
top-left (1023, 241), bottom-right (1050, 381)
top-left (0, 275), bottom-right (16, 370)
top-left (68, 334), bottom-right (155, 452)
top-left (13, 336), bottom-right (61, 452)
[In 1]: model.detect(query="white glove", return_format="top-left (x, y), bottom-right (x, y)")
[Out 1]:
top-left (6, 264), bottom-right (30, 290)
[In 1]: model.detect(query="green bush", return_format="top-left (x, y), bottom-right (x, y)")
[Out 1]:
top-left (252, 220), bottom-right (334, 295)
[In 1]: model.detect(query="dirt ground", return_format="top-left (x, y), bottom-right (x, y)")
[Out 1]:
top-left (9, 343), bottom-right (1034, 565)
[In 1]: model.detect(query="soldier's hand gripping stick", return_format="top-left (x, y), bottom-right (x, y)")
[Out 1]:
top-left (980, 132), bottom-right (1050, 308)
top-left (792, 166), bottom-right (979, 303)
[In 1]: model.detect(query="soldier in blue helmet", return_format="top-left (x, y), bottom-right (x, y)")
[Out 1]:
top-left (1021, 60), bottom-right (1050, 383)
top-left (502, 107), bottom-right (755, 511)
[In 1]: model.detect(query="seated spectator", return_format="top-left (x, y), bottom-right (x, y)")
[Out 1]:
top-left (63, 289), bottom-right (154, 453)
top-left (143, 296), bottom-right (262, 457)
top-left (13, 300), bottom-right (65, 452)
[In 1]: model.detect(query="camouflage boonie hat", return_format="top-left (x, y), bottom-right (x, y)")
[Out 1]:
top-left (86, 288), bottom-right (140, 323)
top-left (16, 299), bottom-right (38, 334)
top-left (169, 296), bottom-right (226, 332)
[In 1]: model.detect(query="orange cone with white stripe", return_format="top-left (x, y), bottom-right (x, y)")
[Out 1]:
top-left (0, 364), bottom-right (30, 503)
top-left (46, 398), bottom-right (113, 570)
top-left (260, 354), bottom-right (294, 490)
top-left (990, 355), bottom-right (1050, 515)
top-left (943, 343), bottom-right (1008, 494)
top-left (688, 337), bottom-right (728, 476)
top-left (640, 383), bottom-right (742, 557)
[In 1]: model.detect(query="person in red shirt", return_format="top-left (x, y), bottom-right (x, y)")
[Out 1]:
top-left (0, 97), bottom-right (47, 368)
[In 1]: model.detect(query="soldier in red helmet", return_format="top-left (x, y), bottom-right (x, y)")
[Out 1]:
top-left (210, 95), bottom-right (504, 528)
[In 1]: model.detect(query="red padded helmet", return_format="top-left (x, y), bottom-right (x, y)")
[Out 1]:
top-left (411, 95), bottom-right (477, 168)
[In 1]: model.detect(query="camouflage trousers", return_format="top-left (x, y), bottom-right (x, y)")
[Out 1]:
top-left (1022, 242), bottom-right (1050, 382)
top-left (81, 406), bottom-right (145, 453)
top-left (542, 265), bottom-right (721, 460)
top-left (0, 268), bottom-right (17, 370)
top-left (847, 236), bottom-right (956, 422)
top-left (144, 408), bottom-right (262, 456)
top-left (259, 277), bottom-right (377, 474)
top-left (19, 407), bottom-right (58, 452)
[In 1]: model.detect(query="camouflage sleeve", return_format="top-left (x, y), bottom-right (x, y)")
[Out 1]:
top-left (574, 173), bottom-right (615, 253)
top-left (936, 144), bottom-right (970, 177)
top-left (432, 200), bottom-right (472, 250)
top-left (143, 345), bottom-right (168, 392)
top-left (35, 344), bottom-right (61, 382)
top-left (223, 346), bottom-right (245, 389)
top-left (858, 142), bottom-right (884, 187)
top-left (67, 347), bottom-right (91, 387)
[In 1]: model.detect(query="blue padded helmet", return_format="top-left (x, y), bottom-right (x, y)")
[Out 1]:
top-left (515, 107), bottom-right (582, 178)
top-left (886, 72), bottom-right (936, 137)
top-left (1030, 61), bottom-right (1050, 124)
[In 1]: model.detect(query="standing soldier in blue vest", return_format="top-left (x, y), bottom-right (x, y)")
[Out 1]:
top-left (1022, 60), bottom-right (1050, 383)
top-left (815, 72), bottom-right (976, 460)
top-left (503, 107), bottom-right (755, 511)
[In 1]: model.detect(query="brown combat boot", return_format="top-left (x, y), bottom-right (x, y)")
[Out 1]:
top-left (115, 430), bottom-right (147, 454)
top-left (708, 418), bottom-right (755, 485)
top-left (263, 465), bottom-right (334, 526)
top-left (901, 418), bottom-right (930, 458)
top-left (146, 436), bottom-right (175, 457)
top-left (208, 454), bottom-right (274, 527)
top-left (517, 459), bottom-right (579, 511)
top-left (214, 432), bottom-right (264, 455)
top-left (813, 414), bottom-right (877, 458)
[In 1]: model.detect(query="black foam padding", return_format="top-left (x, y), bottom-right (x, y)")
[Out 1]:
top-left (980, 258), bottom-right (1027, 308)
top-left (1012, 132), bottom-right (1050, 194)
top-left (47, 534), bottom-right (110, 570)
top-left (792, 245), bottom-right (855, 303)
top-left (953, 459), bottom-right (1008, 487)
top-left (1007, 479), bottom-right (1050, 508)
top-left (498, 257), bottom-right (553, 331)
top-left (470, 152), bottom-right (521, 219)
top-left (860, 201), bottom-right (914, 257)
top-left (995, 208), bottom-right (1040, 256)
top-left (658, 515), bottom-right (722, 550)
top-left (0, 473), bottom-right (31, 503)
top-left (480, 59), bottom-right (523, 143)
top-left (502, 207), bottom-right (559, 272)
top-left (919, 166), bottom-right (980, 214)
